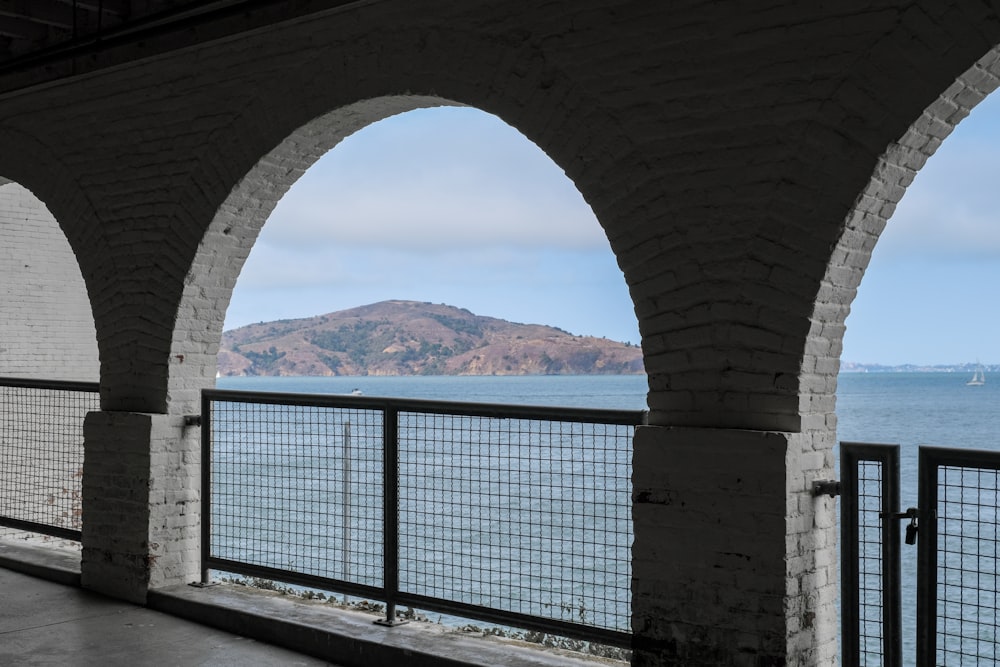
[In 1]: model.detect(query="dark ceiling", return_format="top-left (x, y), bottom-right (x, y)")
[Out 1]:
top-left (0, 1), bottom-right (370, 94)
top-left (0, 1), bottom-right (193, 62)
top-left (0, 1), bottom-right (266, 98)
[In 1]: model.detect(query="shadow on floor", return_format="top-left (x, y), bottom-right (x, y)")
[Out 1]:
top-left (0, 566), bottom-right (338, 666)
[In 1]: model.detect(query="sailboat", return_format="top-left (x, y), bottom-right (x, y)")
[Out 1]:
top-left (967, 364), bottom-right (986, 386)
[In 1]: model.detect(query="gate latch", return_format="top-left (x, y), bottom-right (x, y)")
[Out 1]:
top-left (880, 506), bottom-right (920, 545)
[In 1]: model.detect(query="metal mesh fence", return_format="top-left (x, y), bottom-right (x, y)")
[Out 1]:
top-left (0, 379), bottom-right (98, 539)
top-left (203, 390), bottom-right (640, 645)
top-left (857, 459), bottom-right (887, 662)
top-left (397, 412), bottom-right (632, 633)
top-left (934, 464), bottom-right (1000, 665)
top-left (208, 400), bottom-right (384, 588)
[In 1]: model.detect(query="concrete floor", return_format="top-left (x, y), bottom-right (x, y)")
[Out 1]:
top-left (0, 567), bottom-right (339, 666)
top-left (0, 540), bottom-right (613, 667)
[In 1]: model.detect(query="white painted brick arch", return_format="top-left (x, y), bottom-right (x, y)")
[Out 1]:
top-left (782, 41), bottom-right (1000, 667)
top-left (803, 45), bottom-right (1000, 445)
top-left (1, 1), bottom-right (996, 426)
top-left (171, 95), bottom-right (456, 414)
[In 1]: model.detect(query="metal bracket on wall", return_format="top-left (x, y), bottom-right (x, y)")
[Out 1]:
top-left (812, 479), bottom-right (841, 497)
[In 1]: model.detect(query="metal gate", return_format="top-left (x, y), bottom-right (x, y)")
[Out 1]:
top-left (841, 442), bottom-right (1000, 666)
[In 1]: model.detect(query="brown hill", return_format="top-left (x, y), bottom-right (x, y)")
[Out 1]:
top-left (218, 300), bottom-right (644, 377)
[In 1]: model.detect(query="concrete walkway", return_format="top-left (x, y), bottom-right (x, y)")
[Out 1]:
top-left (0, 541), bottom-right (614, 667)
top-left (0, 567), bottom-right (338, 666)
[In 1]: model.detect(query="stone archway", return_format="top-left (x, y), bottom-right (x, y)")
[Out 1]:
top-left (785, 43), bottom-right (1000, 667)
top-left (814, 46), bottom-right (1000, 405)
top-left (169, 96), bottom-right (456, 413)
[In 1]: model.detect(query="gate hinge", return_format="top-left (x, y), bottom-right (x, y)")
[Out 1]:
top-left (812, 479), bottom-right (841, 497)
top-left (184, 415), bottom-right (202, 427)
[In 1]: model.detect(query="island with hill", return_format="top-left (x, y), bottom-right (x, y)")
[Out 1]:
top-left (218, 300), bottom-right (644, 377)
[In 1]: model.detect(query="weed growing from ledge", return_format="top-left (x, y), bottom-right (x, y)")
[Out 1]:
top-left (217, 574), bottom-right (628, 663)
top-left (456, 623), bottom-right (629, 662)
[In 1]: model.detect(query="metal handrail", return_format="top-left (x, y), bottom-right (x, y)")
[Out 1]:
top-left (0, 376), bottom-right (99, 393)
top-left (202, 388), bottom-right (647, 425)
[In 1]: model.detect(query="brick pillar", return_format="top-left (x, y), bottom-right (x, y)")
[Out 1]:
top-left (632, 426), bottom-right (837, 666)
top-left (81, 411), bottom-right (201, 603)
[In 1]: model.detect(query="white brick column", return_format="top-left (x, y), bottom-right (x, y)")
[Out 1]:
top-left (632, 426), bottom-right (837, 666)
top-left (81, 411), bottom-right (201, 603)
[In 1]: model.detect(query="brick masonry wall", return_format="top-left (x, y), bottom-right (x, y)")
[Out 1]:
top-left (81, 411), bottom-right (154, 603)
top-left (0, 182), bottom-right (98, 381)
top-left (632, 427), bottom-right (789, 666)
top-left (0, 1), bottom-right (999, 664)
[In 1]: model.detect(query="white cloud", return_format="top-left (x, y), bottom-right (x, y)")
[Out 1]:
top-left (880, 95), bottom-right (1000, 259)
top-left (260, 107), bottom-right (608, 251)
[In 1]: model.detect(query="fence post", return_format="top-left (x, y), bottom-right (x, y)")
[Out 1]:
top-left (342, 421), bottom-right (352, 582)
top-left (839, 442), bottom-right (901, 667)
top-left (375, 405), bottom-right (406, 626)
top-left (200, 391), bottom-right (211, 585)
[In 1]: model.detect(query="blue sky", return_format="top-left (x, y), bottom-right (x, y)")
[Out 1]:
top-left (226, 98), bottom-right (1000, 365)
top-left (843, 92), bottom-right (1000, 366)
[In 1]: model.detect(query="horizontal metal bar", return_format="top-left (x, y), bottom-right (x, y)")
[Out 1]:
top-left (0, 376), bottom-right (99, 393)
top-left (917, 445), bottom-right (1000, 472)
top-left (203, 388), bottom-right (647, 426)
top-left (204, 556), bottom-right (385, 602)
top-left (0, 515), bottom-right (82, 542)
top-left (394, 591), bottom-right (632, 649)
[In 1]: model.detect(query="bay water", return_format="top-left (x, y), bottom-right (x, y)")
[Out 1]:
top-left (217, 374), bottom-right (649, 410)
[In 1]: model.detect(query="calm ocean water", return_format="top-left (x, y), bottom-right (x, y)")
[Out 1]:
top-left (217, 374), bottom-right (649, 410)
top-left (215, 372), bottom-right (997, 653)
top-left (837, 371), bottom-right (1000, 450)
top-left (219, 369), bottom-right (1000, 459)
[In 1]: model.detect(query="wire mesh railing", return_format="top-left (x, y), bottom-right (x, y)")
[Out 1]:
top-left (0, 376), bottom-right (99, 541)
top-left (201, 388), bottom-right (644, 648)
top-left (843, 443), bottom-right (1000, 665)
top-left (918, 447), bottom-right (1000, 666)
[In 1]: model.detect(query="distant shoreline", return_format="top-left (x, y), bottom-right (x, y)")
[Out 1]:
top-left (842, 363), bottom-right (995, 373)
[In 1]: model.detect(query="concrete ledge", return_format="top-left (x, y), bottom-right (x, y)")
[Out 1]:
top-left (0, 539), bottom-right (81, 587)
top-left (148, 582), bottom-right (621, 667)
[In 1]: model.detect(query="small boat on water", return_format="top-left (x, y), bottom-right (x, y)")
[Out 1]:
top-left (351, 388), bottom-right (363, 395)
top-left (967, 365), bottom-right (986, 386)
